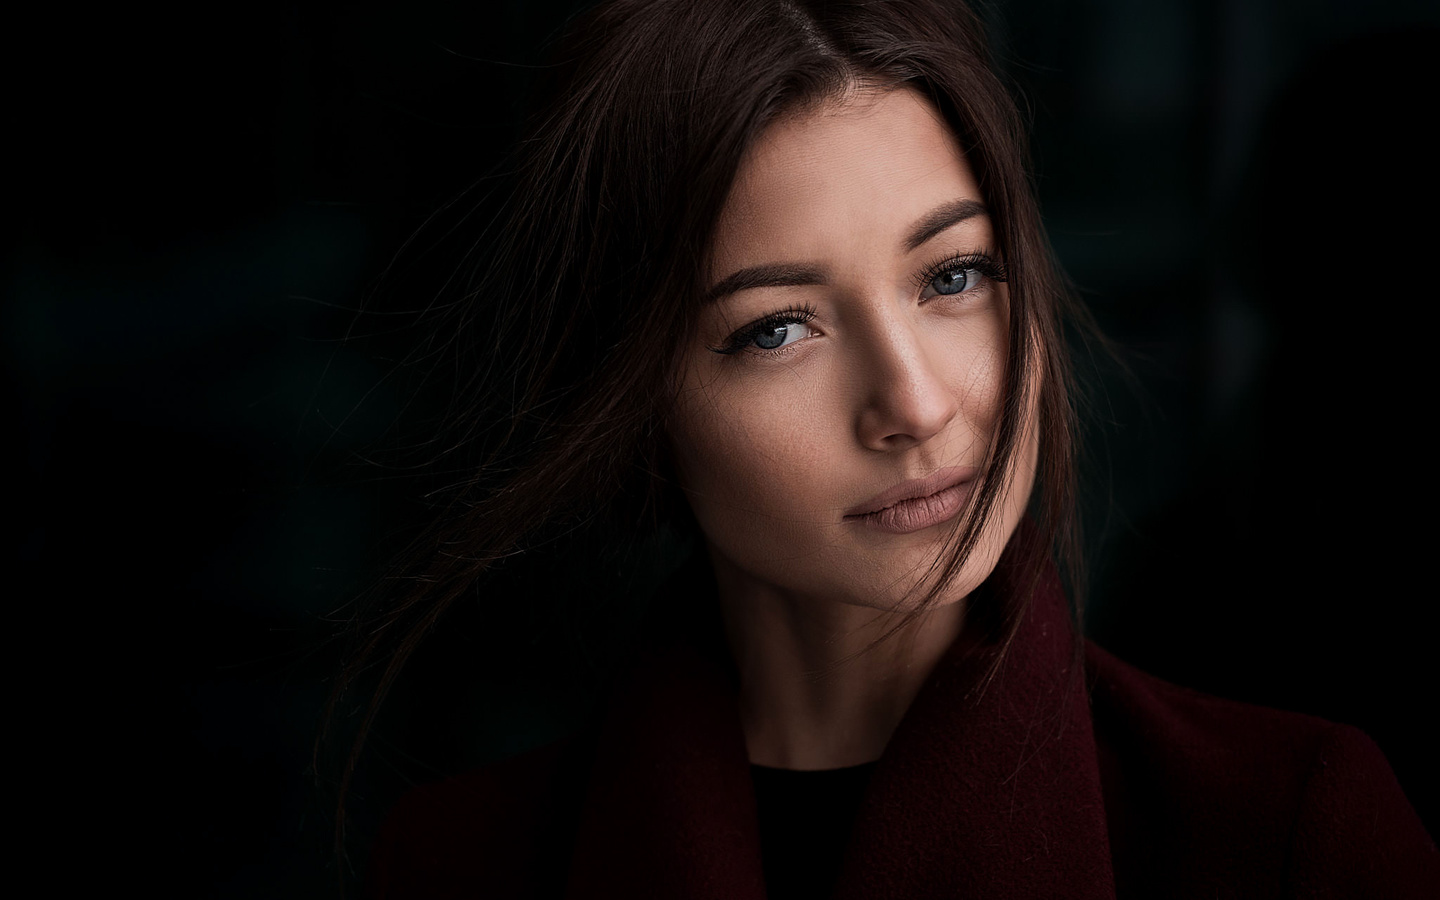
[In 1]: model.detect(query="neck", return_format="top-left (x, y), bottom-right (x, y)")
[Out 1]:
top-left (710, 549), bottom-right (967, 770)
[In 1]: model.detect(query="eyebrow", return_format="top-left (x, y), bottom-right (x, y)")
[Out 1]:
top-left (704, 197), bottom-right (990, 304)
top-left (703, 263), bottom-right (827, 305)
top-left (903, 198), bottom-right (988, 252)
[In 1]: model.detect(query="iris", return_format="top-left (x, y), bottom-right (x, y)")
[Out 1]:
top-left (931, 268), bottom-right (973, 296)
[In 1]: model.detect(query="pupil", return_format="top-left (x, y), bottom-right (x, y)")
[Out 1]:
top-left (755, 325), bottom-right (788, 350)
top-left (934, 269), bottom-right (968, 295)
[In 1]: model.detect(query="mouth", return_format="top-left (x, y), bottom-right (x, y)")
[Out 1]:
top-left (844, 467), bottom-right (977, 535)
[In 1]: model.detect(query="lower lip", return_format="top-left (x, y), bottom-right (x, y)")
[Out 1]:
top-left (849, 481), bottom-right (972, 535)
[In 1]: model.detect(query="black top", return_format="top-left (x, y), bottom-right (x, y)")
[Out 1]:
top-left (750, 762), bottom-right (879, 900)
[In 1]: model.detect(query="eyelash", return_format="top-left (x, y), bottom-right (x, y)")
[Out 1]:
top-left (911, 250), bottom-right (1008, 294)
top-left (711, 250), bottom-right (1008, 357)
top-left (711, 305), bottom-right (819, 356)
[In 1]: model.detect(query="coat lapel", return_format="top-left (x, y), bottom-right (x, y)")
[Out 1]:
top-left (562, 583), bottom-right (766, 899)
top-left (564, 561), bottom-right (1115, 899)
top-left (835, 570), bottom-right (1116, 898)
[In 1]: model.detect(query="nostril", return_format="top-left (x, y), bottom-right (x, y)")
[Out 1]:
top-left (856, 369), bottom-right (960, 451)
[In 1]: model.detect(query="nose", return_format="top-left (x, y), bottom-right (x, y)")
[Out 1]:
top-left (853, 319), bottom-right (961, 452)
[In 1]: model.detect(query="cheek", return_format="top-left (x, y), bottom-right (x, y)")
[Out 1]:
top-left (667, 365), bottom-right (842, 541)
top-left (952, 322), bottom-right (1007, 422)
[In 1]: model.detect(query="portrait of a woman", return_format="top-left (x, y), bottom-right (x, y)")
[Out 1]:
top-left (13, 0), bottom-right (1436, 895)
top-left (334, 0), bottom-right (1437, 897)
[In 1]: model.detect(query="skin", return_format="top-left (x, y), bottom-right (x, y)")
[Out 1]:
top-left (667, 84), bottom-right (1039, 770)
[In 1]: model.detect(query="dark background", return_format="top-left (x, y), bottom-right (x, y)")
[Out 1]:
top-left (10, 0), bottom-right (1437, 894)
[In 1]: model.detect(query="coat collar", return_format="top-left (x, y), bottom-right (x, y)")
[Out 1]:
top-left (562, 553), bottom-right (1117, 899)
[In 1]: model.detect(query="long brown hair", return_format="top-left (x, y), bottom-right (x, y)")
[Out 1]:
top-left (324, 0), bottom-right (1096, 871)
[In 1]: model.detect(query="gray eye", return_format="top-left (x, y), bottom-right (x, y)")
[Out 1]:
top-left (753, 322), bottom-right (810, 350)
top-left (930, 268), bottom-right (972, 296)
top-left (754, 324), bottom-right (791, 350)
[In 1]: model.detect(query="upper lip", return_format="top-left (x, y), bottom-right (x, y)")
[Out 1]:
top-left (844, 466), bottom-right (977, 518)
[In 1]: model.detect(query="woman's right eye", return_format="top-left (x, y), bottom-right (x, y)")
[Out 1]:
top-left (750, 320), bottom-right (811, 350)
top-left (712, 308), bottom-right (818, 356)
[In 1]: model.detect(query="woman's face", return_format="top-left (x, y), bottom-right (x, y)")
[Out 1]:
top-left (668, 85), bottom-right (1037, 612)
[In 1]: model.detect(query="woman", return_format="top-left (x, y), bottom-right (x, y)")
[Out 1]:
top-left (345, 0), bottom-right (1437, 896)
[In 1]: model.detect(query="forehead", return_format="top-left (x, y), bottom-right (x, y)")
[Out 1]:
top-left (711, 86), bottom-right (982, 273)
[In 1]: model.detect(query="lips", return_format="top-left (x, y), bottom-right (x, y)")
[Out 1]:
top-left (845, 467), bottom-right (977, 534)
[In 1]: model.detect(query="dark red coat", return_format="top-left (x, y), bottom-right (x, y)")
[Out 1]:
top-left (367, 566), bottom-right (1438, 898)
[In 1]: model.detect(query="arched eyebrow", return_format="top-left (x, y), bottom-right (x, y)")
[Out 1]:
top-left (704, 197), bottom-right (990, 304)
top-left (903, 198), bottom-right (988, 252)
top-left (703, 263), bottom-right (827, 305)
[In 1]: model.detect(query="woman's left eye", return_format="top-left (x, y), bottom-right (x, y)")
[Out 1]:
top-left (917, 253), bottom-right (1006, 302)
top-left (929, 267), bottom-right (978, 296)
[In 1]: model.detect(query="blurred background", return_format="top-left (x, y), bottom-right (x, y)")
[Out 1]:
top-left (9, 0), bottom-right (1437, 894)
